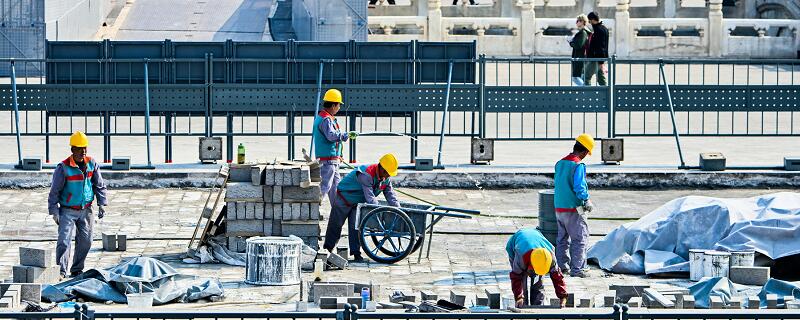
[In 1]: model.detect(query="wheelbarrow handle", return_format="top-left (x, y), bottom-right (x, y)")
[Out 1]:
top-left (434, 206), bottom-right (481, 215)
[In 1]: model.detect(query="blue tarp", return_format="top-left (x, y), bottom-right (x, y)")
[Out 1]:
top-left (688, 277), bottom-right (738, 309)
top-left (757, 279), bottom-right (800, 308)
top-left (42, 257), bottom-right (223, 305)
top-left (587, 192), bottom-right (800, 274)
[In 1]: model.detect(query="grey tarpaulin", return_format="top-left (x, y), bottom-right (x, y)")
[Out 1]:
top-left (42, 257), bottom-right (223, 305)
top-left (587, 192), bottom-right (800, 274)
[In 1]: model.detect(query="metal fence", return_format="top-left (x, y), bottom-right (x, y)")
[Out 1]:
top-left (2, 303), bottom-right (800, 320)
top-left (0, 40), bottom-right (798, 167)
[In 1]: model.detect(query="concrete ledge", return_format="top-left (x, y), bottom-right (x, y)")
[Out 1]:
top-left (0, 166), bottom-right (798, 189)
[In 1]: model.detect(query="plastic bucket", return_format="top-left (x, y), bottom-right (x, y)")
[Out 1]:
top-left (730, 250), bottom-right (755, 267)
top-left (702, 251), bottom-right (731, 278)
top-left (126, 292), bottom-right (155, 308)
top-left (688, 249), bottom-right (705, 281)
top-left (246, 236), bottom-right (302, 285)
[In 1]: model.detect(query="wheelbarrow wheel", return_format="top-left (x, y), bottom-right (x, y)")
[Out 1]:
top-left (359, 207), bottom-right (417, 264)
top-left (371, 234), bottom-right (424, 256)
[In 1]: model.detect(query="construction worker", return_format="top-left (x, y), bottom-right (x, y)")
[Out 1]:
top-left (323, 153), bottom-right (400, 262)
top-left (48, 131), bottom-right (108, 279)
top-left (313, 89), bottom-right (358, 203)
top-left (507, 228), bottom-right (568, 307)
top-left (553, 133), bottom-right (594, 278)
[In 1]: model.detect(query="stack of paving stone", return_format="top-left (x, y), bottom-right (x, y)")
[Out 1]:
top-left (12, 247), bottom-right (58, 284)
top-left (224, 161), bottom-right (322, 252)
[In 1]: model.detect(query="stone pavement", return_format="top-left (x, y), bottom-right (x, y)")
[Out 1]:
top-left (0, 188), bottom-right (786, 309)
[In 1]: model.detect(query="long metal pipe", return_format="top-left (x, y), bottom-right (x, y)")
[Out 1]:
top-left (10, 59), bottom-right (22, 167)
top-left (437, 61), bottom-right (454, 167)
top-left (659, 60), bottom-right (686, 168)
top-left (144, 59), bottom-right (152, 167)
top-left (309, 61), bottom-right (324, 158)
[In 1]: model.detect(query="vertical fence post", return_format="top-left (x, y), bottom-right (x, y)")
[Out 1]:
top-left (287, 111), bottom-right (295, 160)
top-left (205, 53), bottom-right (212, 138)
top-left (410, 111), bottom-right (418, 163)
top-left (11, 59), bottom-right (23, 167)
top-left (658, 60), bottom-right (686, 168)
top-left (143, 59), bottom-right (153, 167)
top-left (309, 60), bottom-right (325, 158)
top-left (436, 60), bottom-right (454, 167)
top-left (45, 111), bottom-right (50, 163)
top-left (608, 55), bottom-right (616, 138)
top-left (479, 54), bottom-right (486, 139)
top-left (227, 113), bottom-right (234, 163)
top-left (165, 113), bottom-right (173, 163)
top-left (103, 112), bottom-right (111, 163)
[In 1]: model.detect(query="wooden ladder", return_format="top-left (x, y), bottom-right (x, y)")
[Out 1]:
top-left (187, 165), bottom-right (229, 256)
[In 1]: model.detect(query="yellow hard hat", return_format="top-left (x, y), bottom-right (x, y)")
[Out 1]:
top-left (323, 89), bottom-right (343, 104)
top-left (530, 248), bottom-right (553, 276)
top-left (70, 131), bottom-right (89, 148)
top-left (379, 153), bottom-right (399, 177)
top-left (576, 133), bottom-right (595, 155)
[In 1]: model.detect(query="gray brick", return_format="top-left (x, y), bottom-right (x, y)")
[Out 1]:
top-left (475, 295), bottom-right (488, 306)
top-left (300, 166), bottom-right (311, 183)
top-left (245, 202), bottom-right (256, 219)
top-left (282, 221), bottom-right (320, 237)
top-left (485, 288), bottom-right (500, 309)
top-left (251, 165), bottom-right (264, 185)
top-left (272, 186), bottom-right (282, 203)
top-left (450, 290), bottom-right (467, 306)
top-left (710, 296), bottom-right (724, 309)
top-left (225, 182), bottom-right (264, 202)
top-left (730, 266), bottom-right (770, 286)
top-left (577, 296), bottom-right (592, 308)
top-left (309, 162), bottom-right (321, 182)
top-left (319, 296), bottom-right (338, 309)
top-left (273, 204), bottom-right (282, 220)
top-left (236, 201), bottom-right (247, 220)
top-left (117, 234), bottom-right (127, 251)
top-left (12, 265), bottom-right (57, 283)
top-left (300, 203), bottom-right (310, 220)
top-left (264, 203), bottom-right (273, 219)
top-left (264, 165), bottom-right (276, 185)
top-left (283, 184), bottom-right (322, 203)
top-left (0, 283), bottom-right (40, 303)
top-left (261, 186), bottom-right (273, 203)
top-left (102, 233), bottom-right (117, 251)
top-left (254, 203), bottom-right (264, 220)
top-left (747, 296), bottom-right (760, 309)
top-left (420, 290), bottom-right (438, 301)
top-left (228, 164), bottom-right (253, 182)
top-left (1, 286), bottom-right (19, 308)
top-left (272, 219), bottom-right (282, 235)
top-left (311, 203), bottom-right (321, 220)
top-left (273, 168), bottom-right (284, 186)
top-left (292, 203), bottom-right (302, 220)
top-left (291, 167), bottom-right (301, 185)
top-left (19, 247), bottom-right (53, 268)
top-left (326, 252), bottom-right (348, 270)
top-left (226, 202), bottom-right (237, 220)
top-left (283, 168), bottom-right (293, 186)
top-left (0, 297), bottom-right (14, 308)
top-left (226, 220), bottom-right (265, 237)
top-left (282, 203), bottom-right (292, 220)
top-left (227, 236), bottom-right (246, 253)
top-left (263, 219), bottom-right (274, 236)
top-left (312, 283), bottom-right (354, 305)
top-left (682, 295), bottom-right (695, 309)
top-left (767, 294), bottom-right (778, 309)
top-left (549, 297), bottom-right (561, 307)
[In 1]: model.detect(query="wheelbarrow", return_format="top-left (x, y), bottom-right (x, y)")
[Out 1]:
top-left (354, 201), bottom-right (479, 264)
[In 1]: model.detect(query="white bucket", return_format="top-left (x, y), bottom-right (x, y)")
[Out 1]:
top-left (689, 249), bottom-right (706, 281)
top-left (730, 250), bottom-right (755, 267)
top-left (245, 236), bottom-right (302, 286)
top-left (126, 292), bottom-right (155, 308)
top-left (702, 251), bottom-right (731, 278)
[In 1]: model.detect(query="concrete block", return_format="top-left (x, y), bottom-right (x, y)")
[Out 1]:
top-left (282, 221), bottom-right (320, 238)
top-left (603, 291), bottom-right (616, 306)
top-left (608, 284), bottom-right (649, 303)
top-left (728, 297), bottom-right (741, 309)
top-left (236, 201), bottom-right (247, 220)
top-left (311, 203), bottom-right (321, 220)
top-left (300, 203), bottom-right (310, 220)
top-left (282, 203), bottom-right (292, 220)
top-left (224, 182), bottom-right (264, 202)
top-left (273, 204), bottom-right (282, 220)
top-left (485, 288), bottom-right (501, 309)
top-left (0, 297), bottom-right (14, 308)
top-left (272, 186), bottom-right (282, 203)
top-left (19, 247), bottom-right (53, 268)
top-left (254, 203), bottom-right (264, 220)
top-left (117, 234), bottom-right (127, 251)
top-left (264, 165), bottom-right (276, 185)
top-left (291, 203), bottom-right (301, 220)
top-left (767, 294), bottom-right (778, 309)
top-left (1, 283), bottom-right (41, 303)
top-left (347, 296), bottom-right (362, 306)
top-left (260, 186), bottom-right (273, 203)
top-left (226, 202), bottom-right (237, 221)
top-left (312, 283), bottom-right (354, 305)
top-left (250, 165), bottom-right (264, 185)
top-left (102, 233), bottom-right (117, 251)
top-left (326, 252), bottom-right (348, 270)
top-left (300, 166), bottom-right (311, 183)
top-left (272, 218), bottom-right (282, 236)
top-left (228, 164), bottom-right (253, 182)
top-left (310, 165), bottom-right (321, 182)
top-left (549, 297), bottom-right (562, 307)
top-left (226, 220), bottom-right (265, 237)
top-left (475, 295), bottom-right (489, 306)
top-left (710, 296), bottom-right (724, 309)
top-left (282, 185), bottom-right (322, 203)
top-left (319, 296), bottom-right (338, 309)
top-left (450, 290), bottom-right (467, 306)
top-left (273, 168), bottom-right (284, 186)
top-left (577, 296), bottom-right (592, 308)
top-left (729, 266), bottom-right (770, 286)
top-left (628, 297), bottom-right (642, 307)
top-left (787, 301), bottom-right (800, 309)
top-left (420, 290), bottom-right (438, 301)
top-left (747, 296), bottom-right (760, 309)
top-left (262, 220), bottom-right (274, 236)
top-left (12, 265), bottom-right (57, 283)
top-left (245, 202), bottom-right (256, 219)
top-left (682, 295), bottom-right (695, 309)
top-left (291, 167), bottom-right (302, 185)
top-left (674, 295), bottom-right (683, 309)
top-left (783, 296), bottom-right (795, 309)
top-left (2, 285), bottom-right (19, 307)
top-left (566, 292), bottom-right (575, 307)
top-left (336, 246), bottom-right (348, 258)
top-left (283, 167), bottom-right (293, 186)
top-left (227, 236), bottom-right (246, 253)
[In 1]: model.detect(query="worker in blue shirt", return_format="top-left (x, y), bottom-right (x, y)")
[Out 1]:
top-left (553, 133), bottom-right (594, 278)
top-left (312, 89), bottom-right (358, 204)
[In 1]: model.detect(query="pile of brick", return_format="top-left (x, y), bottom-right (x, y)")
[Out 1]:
top-left (224, 161), bottom-right (322, 252)
top-left (12, 247), bottom-right (58, 284)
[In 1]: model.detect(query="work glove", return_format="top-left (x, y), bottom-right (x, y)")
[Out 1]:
top-left (348, 131), bottom-right (359, 140)
top-left (52, 214), bottom-right (59, 225)
top-left (582, 200), bottom-right (594, 214)
top-left (98, 206), bottom-right (106, 219)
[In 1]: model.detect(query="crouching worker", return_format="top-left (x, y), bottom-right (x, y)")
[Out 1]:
top-left (507, 228), bottom-right (568, 307)
top-left (323, 153), bottom-right (401, 262)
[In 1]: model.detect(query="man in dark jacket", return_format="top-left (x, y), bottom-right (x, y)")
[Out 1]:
top-left (583, 12), bottom-right (609, 86)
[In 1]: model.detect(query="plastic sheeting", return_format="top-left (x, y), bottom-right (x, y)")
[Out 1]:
top-left (688, 277), bottom-right (738, 309)
top-left (757, 279), bottom-right (800, 308)
top-left (587, 192), bottom-right (800, 274)
top-left (42, 257), bottom-right (223, 305)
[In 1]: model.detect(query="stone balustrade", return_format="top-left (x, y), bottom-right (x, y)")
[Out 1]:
top-left (367, 0), bottom-right (800, 57)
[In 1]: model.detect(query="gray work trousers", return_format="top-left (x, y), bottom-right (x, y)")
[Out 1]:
top-left (56, 207), bottom-right (94, 275)
top-left (522, 274), bottom-right (545, 306)
top-left (556, 211), bottom-right (588, 275)
top-left (322, 195), bottom-right (360, 256)
top-left (319, 160), bottom-right (341, 206)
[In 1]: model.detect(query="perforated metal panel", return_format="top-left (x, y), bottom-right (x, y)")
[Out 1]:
top-left (750, 86), bottom-right (800, 112)
top-left (615, 85), bottom-right (799, 112)
top-left (485, 86), bottom-right (609, 113)
top-left (0, 84), bottom-right (55, 111)
top-left (346, 85), bottom-right (480, 112)
top-left (212, 85), bottom-right (317, 112)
